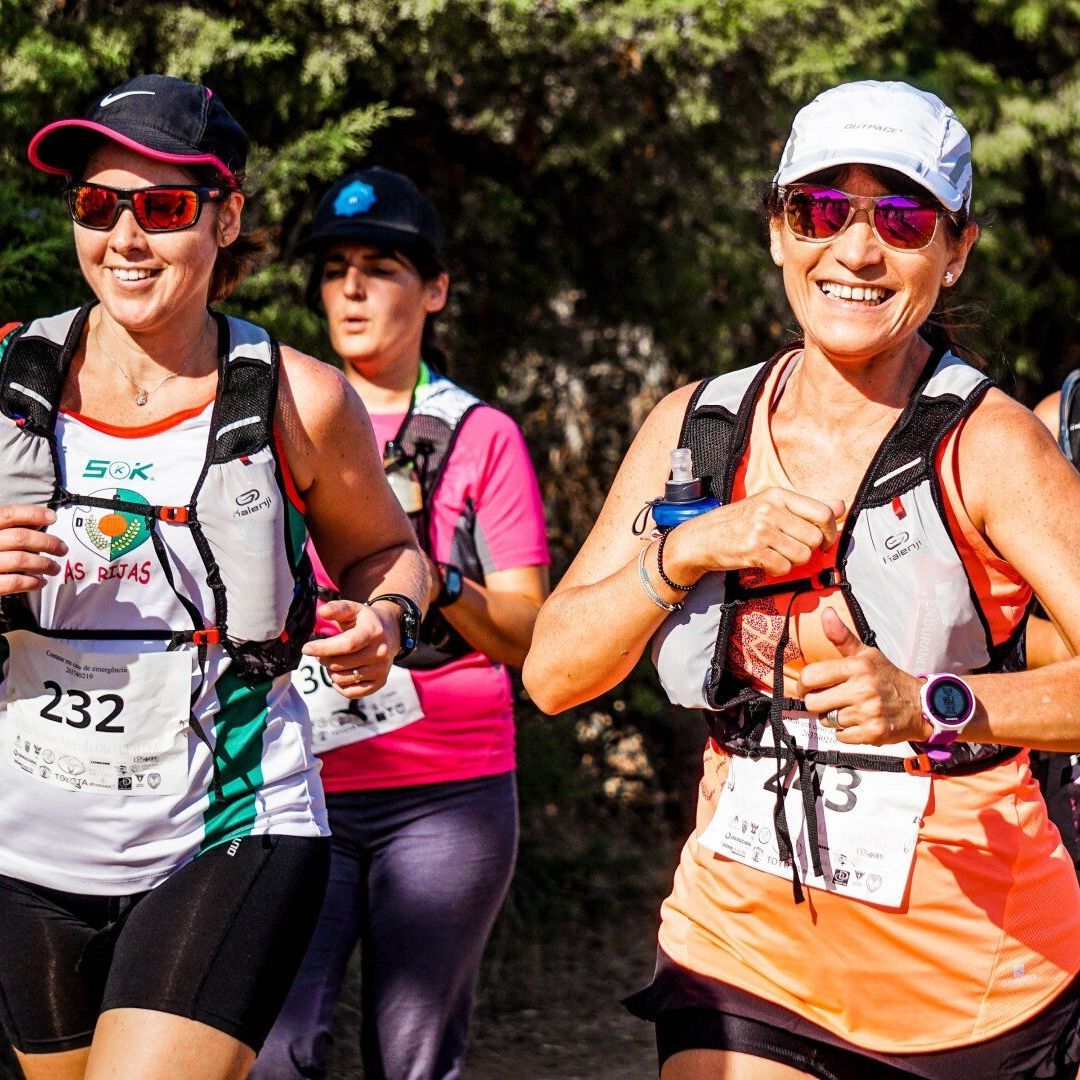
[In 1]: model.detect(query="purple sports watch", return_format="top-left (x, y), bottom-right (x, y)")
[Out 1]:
top-left (917, 673), bottom-right (976, 762)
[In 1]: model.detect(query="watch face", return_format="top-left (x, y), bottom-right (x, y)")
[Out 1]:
top-left (929, 677), bottom-right (972, 723)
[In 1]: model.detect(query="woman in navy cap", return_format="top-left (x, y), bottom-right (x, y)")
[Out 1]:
top-left (526, 80), bottom-right (1080, 1078)
top-left (0, 76), bottom-right (427, 1079)
top-left (251, 168), bottom-right (549, 1080)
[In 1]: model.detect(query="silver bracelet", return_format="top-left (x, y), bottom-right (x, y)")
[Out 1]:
top-left (638, 542), bottom-right (682, 612)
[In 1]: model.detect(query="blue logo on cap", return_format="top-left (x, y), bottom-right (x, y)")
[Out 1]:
top-left (334, 180), bottom-right (377, 218)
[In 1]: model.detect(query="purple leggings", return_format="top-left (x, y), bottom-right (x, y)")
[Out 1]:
top-left (250, 772), bottom-right (517, 1080)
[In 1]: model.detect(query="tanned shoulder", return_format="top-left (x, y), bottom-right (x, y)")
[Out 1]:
top-left (276, 345), bottom-right (364, 494)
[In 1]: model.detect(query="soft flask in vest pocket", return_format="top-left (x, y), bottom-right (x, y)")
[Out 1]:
top-left (651, 449), bottom-right (720, 530)
top-left (383, 441), bottom-right (424, 514)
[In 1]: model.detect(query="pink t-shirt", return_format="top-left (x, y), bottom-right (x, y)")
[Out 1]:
top-left (315, 402), bottom-right (549, 791)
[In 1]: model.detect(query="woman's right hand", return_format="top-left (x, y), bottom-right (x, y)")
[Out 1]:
top-left (662, 487), bottom-right (845, 584)
top-left (0, 505), bottom-right (67, 595)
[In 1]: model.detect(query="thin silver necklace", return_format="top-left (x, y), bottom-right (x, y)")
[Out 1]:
top-left (95, 316), bottom-right (213, 406)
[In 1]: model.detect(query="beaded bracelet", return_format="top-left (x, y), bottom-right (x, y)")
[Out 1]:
top-left (656, 529), bottom-right (696, 592)
top-left (637, 542), bottom-right (683, 613)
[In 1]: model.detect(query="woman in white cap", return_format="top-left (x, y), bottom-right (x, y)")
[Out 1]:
top-left (0, 76), bottom-right (427, 1080)
top-left (250, 169), bottom-right (549, 1080)
top-left (525, 80), bottom-right (1080, 1078)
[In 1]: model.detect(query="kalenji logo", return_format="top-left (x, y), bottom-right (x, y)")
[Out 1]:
top-left (233, 489), bottom-right (273, 519)
top-left (881, 528), bottom-right (923, 567)
top-left (100, 90), bottom-right (156, 107)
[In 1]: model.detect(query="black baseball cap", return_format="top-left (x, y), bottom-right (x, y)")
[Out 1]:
top-left (296, 168), bottom-right (443, 262)
top-left (28, 74), bottom-right (249, 185)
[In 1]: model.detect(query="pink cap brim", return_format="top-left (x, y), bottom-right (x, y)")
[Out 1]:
top-left (27, 119), bottom-right (236, 184)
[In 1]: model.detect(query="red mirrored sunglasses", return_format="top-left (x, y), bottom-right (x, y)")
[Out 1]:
top-left (782, 185), bottom-right (946, 252)
top-left (64, 182), bottom-right (227, 233)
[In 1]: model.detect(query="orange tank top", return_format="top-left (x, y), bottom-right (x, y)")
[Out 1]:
top-left (658, 358), bottom-right (1080, 1052)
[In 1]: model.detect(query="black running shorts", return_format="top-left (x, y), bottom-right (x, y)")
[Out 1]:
top-left (645, 970), bottom-right (1080, 1080)
top-left (0, 834), bottom-right (330, 1054)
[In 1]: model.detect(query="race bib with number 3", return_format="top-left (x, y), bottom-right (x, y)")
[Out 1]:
top-left (3, 630), bottom-right (192, 796)
top-left (698, 711), bottom-right (931, 908)
top-left (293, 657), bottom-right (424, 753)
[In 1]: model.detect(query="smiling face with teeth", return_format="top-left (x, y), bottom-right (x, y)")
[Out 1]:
top-left (769, 164), bottom-right (978, 373)
top-left (73, 144), bottom-right (244, 340)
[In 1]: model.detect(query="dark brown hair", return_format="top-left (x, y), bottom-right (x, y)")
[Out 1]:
top-left (192, 167), bottom-right (272, 302)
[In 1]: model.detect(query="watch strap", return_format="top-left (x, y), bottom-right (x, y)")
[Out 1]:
top-left (917, 673), bottom-right (975, 762)
top-left (368, 593), bottom-right (420, 660)
top-left (433, 562), bottom-right (464, 608)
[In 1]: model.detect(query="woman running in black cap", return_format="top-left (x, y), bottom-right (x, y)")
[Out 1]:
top-left (251, 168), bottom-right (549, 1080)
top-left (0, 75), bottom-right (427, 1080)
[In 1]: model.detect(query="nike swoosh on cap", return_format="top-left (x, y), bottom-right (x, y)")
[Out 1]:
top-left (99, 90), bottom-right (157, 107)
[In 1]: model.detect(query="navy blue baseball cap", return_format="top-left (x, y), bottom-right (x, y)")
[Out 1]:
top-left (29, 74), bottom-right (249, 185)
top-left (297, 168), bottom-right (443, 261)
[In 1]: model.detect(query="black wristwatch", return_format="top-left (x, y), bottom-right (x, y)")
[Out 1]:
top-left (433, 562), bottom-right (464, 608)
top-left (368, 593), bottom-right (420, 660)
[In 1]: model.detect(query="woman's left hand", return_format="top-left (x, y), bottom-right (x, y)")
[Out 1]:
top-left (798, 608), bottom-right (929, 745)
top-left (301, 599), bottom-right (399, 698)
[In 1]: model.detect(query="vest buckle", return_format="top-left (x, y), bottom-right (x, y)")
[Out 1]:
top-left (191, 628), bottom-right (221, 646)
top-left (159, 506), bottom-right (190, 524)
top-left (903, 752), bottom-right (933, 775)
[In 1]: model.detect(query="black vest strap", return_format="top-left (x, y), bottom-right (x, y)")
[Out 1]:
top-left (0, 310), bottom-right (87, 436)
top-left (395, 389), bottom-right (484, 671)
top-left (208, 317), bottom-right (278, 464)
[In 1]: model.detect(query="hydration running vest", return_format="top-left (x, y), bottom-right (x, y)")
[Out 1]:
top-left (651, 345), bottom-right (1024, 898)
top-left (390, 372), bottom-right (484, 670)
top-left (0, 305), bottom-right (316, 771)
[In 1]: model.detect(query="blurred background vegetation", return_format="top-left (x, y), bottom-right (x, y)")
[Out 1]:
top-left (1, 0), bottom-right (1079, 1067)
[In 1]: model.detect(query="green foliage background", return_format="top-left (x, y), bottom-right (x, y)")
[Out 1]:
top-left (2, 0), bottom-right (1079, 920)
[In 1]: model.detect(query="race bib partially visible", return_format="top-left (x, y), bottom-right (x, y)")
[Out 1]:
top-left (699, 710), bottom-right (931, 909)
top-left (3, 630), bottom-right (191, 796)
top-left (293, 658), bottom-right (424, 753)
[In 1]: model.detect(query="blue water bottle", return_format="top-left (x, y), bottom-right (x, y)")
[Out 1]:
top-left (651, 448), bottom-right (720, 530)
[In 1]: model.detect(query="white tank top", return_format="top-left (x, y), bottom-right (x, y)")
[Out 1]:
top-left (0, 403), bottom-right (327, 895)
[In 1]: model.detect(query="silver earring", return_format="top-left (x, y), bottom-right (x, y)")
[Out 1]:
top-left (943, 271), bottom-right (955, 286)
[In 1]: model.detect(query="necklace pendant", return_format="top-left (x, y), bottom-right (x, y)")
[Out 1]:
top-left (135, 389), bottom-right (149, 407)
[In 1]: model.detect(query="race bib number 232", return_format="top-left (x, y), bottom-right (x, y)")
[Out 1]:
top-left (3, 630), bottom-right (191, 796)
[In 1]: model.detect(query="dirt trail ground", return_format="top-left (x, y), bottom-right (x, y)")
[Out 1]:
top-left (328, 903), bottom-right (663, 1079)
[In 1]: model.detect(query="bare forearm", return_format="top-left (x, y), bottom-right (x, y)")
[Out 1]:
top-left (442, 584), bottom-right (542, 667)
top-left (524, 546), bottom-right (678, 713)
top-left (338, 543), bottom-right (430, 616)
top-left (964, 657), bottom-right (1080, 752)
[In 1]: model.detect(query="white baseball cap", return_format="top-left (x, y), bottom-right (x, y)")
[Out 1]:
top-left (773, 80), bottom-right (972, 212)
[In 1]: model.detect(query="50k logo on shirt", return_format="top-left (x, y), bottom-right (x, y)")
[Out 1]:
top-left (83, 459), bottom-right (154, 481)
